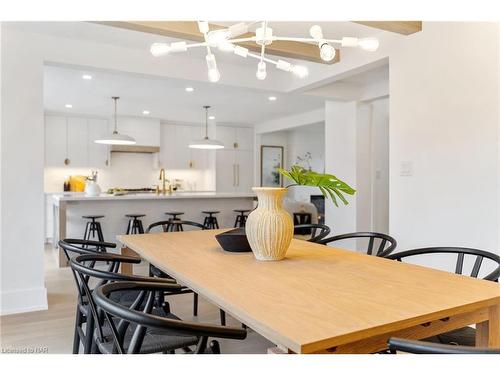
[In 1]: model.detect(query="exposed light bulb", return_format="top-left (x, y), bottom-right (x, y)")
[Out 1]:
top-left (207, 29), bottom-right (231, 47)
top-left (208, 69), bottom-right (220, 83)
top-left (208, 115), bottom-right (215, 120)
top-left (291, 65), bottom-right (309, 78)
top-left (309, 25), bottom-right (323, 40)
top-left (256, 61), bottom-right (267, 80)
top-left (82, 74), bottom-right (92, 80)
top-left (150, 43), bottom-right (171, 57)
top-left (319, 43), bottom-right (336, 61)
top-left (358, 37), bottom-right (379, 52)
top-left (218, 42), bottom-right (235, 52)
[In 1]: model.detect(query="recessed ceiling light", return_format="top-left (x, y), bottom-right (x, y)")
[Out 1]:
top-left (268, 96), bottom-right (277, 101)
top-left (142, 110), bottom-right (150, 115)
top-left (82, 74), bottom-right (92, 80)
top-left (65, 104), bottom-right (73, 108)
top-left (185, 87), bottom-right (194, 92)
top-left (208, 115), bottom-right (215, 120)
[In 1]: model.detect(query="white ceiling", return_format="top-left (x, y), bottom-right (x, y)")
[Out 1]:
top-left (44, 64), bottom-right (326, 125)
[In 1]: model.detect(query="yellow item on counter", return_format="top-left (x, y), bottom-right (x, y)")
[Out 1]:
top-left (69, 175), bottom-right (87, 192)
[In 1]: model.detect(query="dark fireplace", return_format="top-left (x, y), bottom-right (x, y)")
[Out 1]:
top-left (310, 195), bottom-right (325, 225)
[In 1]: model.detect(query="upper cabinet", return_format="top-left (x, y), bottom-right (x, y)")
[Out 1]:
top-left (114, 117), bottom-right (160, 147)
top-left (159, 124), bottom-right (212, 170)
top-left (44, 114), bottom-right (109, 168)
top-left (216, 126), bottom-right (254, 150)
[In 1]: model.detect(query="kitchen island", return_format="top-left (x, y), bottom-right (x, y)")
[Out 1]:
top-left (52, 192), bottom-right (255, 267)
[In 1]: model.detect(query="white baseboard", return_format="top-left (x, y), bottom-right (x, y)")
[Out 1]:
top-left (0, 287), bottom-right (48, 316)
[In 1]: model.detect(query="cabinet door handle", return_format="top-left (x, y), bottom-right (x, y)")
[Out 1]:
top-left (233, 164), bottom-right (236, 187)
top-left (237, 164), bottom-right (240, 186)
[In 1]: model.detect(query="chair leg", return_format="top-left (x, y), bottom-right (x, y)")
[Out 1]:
top-left (193, 293), bottom-right (198, 316)
top-left (72, 307), bottom-right (82, 354)
top-left (214, 217), bottom-right (219, 229)
top-left (220, 310), bottom-right (226, 326)
top-left (83, 313), bottom-right (95, 354)
top-left (126, 219), bottom-right (132, 235)
top-left (138, 220), bottom-right (145, 234)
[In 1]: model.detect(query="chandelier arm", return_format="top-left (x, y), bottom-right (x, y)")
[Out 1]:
top-left (246, 51), bottom-right (278, 65)
top-left (226, 37), bottom-right (256, 44)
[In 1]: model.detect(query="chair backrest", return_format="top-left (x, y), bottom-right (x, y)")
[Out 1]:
top-left (386, 247), bottom-right (500, 281)
top-left (293, 224), bottom-right (331, 243)
top-left (146, 220), bottom-right (208, 233)
top-left (94, 281), bottom-right (247, 354)
top-left (59, 239), bottom-right (117, 306)
top-left (58, 238), bottom-right (116, 261)
top-left (388, 337), bottom-right (500, 354)
top-left (69, 253), bottom-right (173, 348)
top-left (318, 232), bottom-right (397, 257)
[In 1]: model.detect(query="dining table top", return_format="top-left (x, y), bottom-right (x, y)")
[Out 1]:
top-left (117, 229), bottom-right (500, 353)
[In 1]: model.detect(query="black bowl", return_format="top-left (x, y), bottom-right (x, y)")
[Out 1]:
top-left (215, 228), bottom-right (252, 253)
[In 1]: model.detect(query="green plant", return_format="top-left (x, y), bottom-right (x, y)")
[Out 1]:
top-left (278, 165), bottom-right (356, 207)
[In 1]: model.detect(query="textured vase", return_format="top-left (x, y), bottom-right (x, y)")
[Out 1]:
top-left (246, 187), bottom-right (294, 261)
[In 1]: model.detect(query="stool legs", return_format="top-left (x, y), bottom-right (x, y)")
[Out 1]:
top-left (126, 218), bottom-right (145, 235)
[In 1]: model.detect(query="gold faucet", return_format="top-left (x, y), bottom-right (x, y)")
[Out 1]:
top-left (159, 168), bottom-right (168, 195)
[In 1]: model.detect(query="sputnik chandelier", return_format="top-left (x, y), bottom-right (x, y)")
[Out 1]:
top-left (150, 21), bottom-right (380, 83)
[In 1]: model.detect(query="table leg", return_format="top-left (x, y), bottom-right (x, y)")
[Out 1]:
top-left (476, 304), bottom-right (500, 347)
top-left (57, 201), bottom-right (67, 268)
top-left (120, 246), bottom-right (138, 275)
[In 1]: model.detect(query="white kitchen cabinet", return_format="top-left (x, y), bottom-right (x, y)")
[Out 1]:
top-left (216, 149), bottom-right (237, 192)
top-left (190, 126), bottom-right (209, 170)
top-left (215, 125), bottom-right (254, 150)
top-left (235, 127), bottom-right (254, 151)
top-left (216, 149), bottom-right (253, 193)
top-left (67, 117), bottom-right (88, 167)
top-left (116, 117), bottom-right (160, 146)
top-left (45, 115), bottom-right (89, 167)
top-left (88, 118), bottom-right (109, 168)
top-left (235, 150), bottom-right (253, 193)
top-left (45, 115), bottom-right (67, 166)
top-left (159, 124), bottom-right (211, 170)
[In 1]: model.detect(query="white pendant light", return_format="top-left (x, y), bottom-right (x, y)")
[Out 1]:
top-left (94, 96), bottom-right (136, 145)
top-left (189, 106), bottom-right (224, 149)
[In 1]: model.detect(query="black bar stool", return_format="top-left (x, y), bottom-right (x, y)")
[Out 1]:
top-left (233, 209), bottom-right (251, 228)
top-left (164, 211), bottom-right (184, 231)
top-left (202, 211), bottom-right (220, 229)
top-left (125, 214), bottom-right (145, 234)
top-left (82, 215), bottom-right (105, 250)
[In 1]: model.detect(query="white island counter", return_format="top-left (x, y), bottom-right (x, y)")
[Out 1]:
top-left (52, 191), bottom-right (255, 267)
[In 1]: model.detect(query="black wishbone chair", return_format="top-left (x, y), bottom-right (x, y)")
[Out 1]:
top-left (293, 223), bottom-right (331, 243)
top-left (70, 253), bottom-right (200, 354)
top-left (94, 281), bottom-right (248, 354)
top-left (387, 247), bottom-right (500, 346)
top-left (318, 232), bottom-right (397, 257)
top-left (58, 239), bottom-right (117, 354)
top-left (388, 337), bottom-right (500, 354)
top-left (146, 220), bottom-right (208, 320)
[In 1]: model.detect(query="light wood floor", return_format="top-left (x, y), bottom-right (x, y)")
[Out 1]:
top-left (0, 245), bottom-right (273, 354)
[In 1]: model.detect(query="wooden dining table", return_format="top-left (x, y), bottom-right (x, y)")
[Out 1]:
top-left (118, 229), bottom-right (500, 354)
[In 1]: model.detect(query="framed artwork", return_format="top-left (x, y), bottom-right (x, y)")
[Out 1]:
top-left (260, 145), bottom-right (284, 187)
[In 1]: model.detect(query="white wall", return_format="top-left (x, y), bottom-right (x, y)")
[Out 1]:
top-left (1, 26), bottom-right (47, 315)
top-left (324, 101), bottom-right (358, 236)
top-left (390, 22), bottom-right (500, 260)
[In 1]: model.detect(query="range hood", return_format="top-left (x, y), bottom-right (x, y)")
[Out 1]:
top-left (110, 145), bottom-right (160, 153)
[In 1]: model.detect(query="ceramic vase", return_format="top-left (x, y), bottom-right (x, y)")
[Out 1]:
top-left (246, 187), bottom-right (293, 261)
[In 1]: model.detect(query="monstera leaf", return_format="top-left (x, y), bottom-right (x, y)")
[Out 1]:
top-left (278, 165), bottom-right (356, 207)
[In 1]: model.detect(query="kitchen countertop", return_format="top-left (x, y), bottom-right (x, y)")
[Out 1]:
top-left (52, 191), bottom-right (256, 202)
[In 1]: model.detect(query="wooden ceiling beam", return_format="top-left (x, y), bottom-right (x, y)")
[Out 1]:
top-left (352, 21), bottom-right (422, 35)
top-left (93, 21), bottom-right (340, 64)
